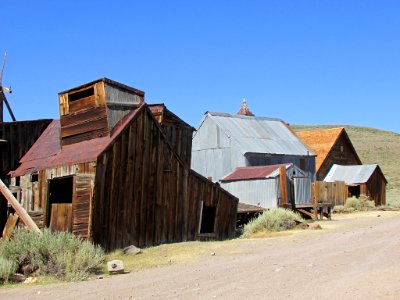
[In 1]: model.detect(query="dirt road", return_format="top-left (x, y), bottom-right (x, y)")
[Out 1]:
top-left (1, 211), bottom-right (400, 299)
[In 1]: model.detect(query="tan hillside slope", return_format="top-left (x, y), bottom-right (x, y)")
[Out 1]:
top-left (292, 125), bottom-right (400, 202)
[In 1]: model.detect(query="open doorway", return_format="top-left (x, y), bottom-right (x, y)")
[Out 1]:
top-left (47, 176), bottom-right (73, 232)
top-left (348, 185), bottom-right (361, 198)
top-left (199, 203), bottom-right (216, 234)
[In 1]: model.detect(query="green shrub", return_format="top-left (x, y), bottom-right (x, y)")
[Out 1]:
top-left (0, 256), bottom-right (17, 283)
top-left (344, 197), bottom-right (362, 210)
top-left (0, 228), bottom-right (105, 282)
top-left (344, 196), bottom-right (375, 212)
top-left (242, 208), bottom-right (305, 237)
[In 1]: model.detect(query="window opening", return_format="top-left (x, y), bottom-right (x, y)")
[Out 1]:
top-left (31, 174), bottom-right (38, 182)
top-left (68, 87), bottom-right (94, 102)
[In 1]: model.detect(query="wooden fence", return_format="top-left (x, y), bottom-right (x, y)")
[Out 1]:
top-left (313, 181), bottom-right (347, 206)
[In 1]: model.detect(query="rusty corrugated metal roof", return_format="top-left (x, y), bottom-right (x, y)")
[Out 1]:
top-left (10, 104), bottom-right (145, 177)
top-left (221, 163), bottom-right (291, 181)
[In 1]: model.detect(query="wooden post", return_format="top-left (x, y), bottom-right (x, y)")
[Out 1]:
top-left (0, 179), bottom-right (42, 235)
top-left (279, 166), bottom-right (288, 207)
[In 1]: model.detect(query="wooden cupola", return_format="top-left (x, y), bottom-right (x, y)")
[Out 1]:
top-left (58, 78), bottom-right (144, 146)
top-left (237, 98), bottom-right (255, 116)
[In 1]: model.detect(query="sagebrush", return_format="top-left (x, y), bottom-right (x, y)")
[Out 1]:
top-left (0, 228), bottom-right (105, 283)
top-left (242, 208), bottom-right (305, 237)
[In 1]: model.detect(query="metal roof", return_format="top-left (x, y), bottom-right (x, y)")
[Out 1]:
top-left (206, 112), bottom-right (315, 156)
top-left (324, 164), bottom-right (379, 184)
top-left (221, 163), bottom-right (292, 181)
top-left (10, 104), bottom-right (145, 177)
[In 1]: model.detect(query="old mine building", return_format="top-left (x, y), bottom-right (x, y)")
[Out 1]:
top-left (5, 78), bottom-right (238, 250)
top-left (295, 127), bottom-right (362, 180)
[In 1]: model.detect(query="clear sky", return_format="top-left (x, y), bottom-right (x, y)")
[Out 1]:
top-left (2, 1), bottom-right (400, 133)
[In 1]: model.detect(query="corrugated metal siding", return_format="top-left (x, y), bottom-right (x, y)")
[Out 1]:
top-left (221, 179), bottom-right (278, 209)
top-left (294, 177), bottom-right (312, 204)
top-left (324, 164), bottom-right (378, 184)
top-left (192, 114), bottom-right (316, 182)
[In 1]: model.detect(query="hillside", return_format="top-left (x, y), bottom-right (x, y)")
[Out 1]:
top-left (292, 125), bottom-right (400, 203)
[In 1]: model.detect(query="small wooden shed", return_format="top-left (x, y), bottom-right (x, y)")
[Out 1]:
top-left (295, 127), bottom-right (362, 180)
top-left (7, 78), bottom-right (238, 250)
top-left (324, 164), bottom-right (387, 206)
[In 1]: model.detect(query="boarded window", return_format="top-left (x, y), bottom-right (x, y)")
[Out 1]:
top-left (199, 204), bottom-right (216, 234)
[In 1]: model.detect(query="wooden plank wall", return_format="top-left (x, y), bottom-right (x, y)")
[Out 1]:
top-left (0, 120), bottom-right (52, 232)
top-left (11, 163), bottom-right (95, 233)
top-left (313, 181), bottom-right (347, 206)
top-left (317, 133), bottom-right (362, 180)
top-left (0, 120), bottom-right (52, 178)
top-left (59, 82), bottom-right (110, 146)
top-left (362, 168), bottom-right (386, 206)
top-left (92, 107), bottom-right (238, 251)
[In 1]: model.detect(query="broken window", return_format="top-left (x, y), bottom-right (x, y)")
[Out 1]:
top-left (68, 87), bottom-right (94, 102)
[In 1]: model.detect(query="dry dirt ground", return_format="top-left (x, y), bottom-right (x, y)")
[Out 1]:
top-left (1, 211), bottom-right (400, 300)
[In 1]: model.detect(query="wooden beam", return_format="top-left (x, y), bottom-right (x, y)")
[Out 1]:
top-left (0, 179), bottom-right (42, 235)
top-left (2, 213), bottom-right (19, 241)
top-left (279, 166), bottom-right (288, 206)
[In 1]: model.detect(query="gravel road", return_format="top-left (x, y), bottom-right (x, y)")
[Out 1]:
top-left (1, 211), bottom-right (400, 300)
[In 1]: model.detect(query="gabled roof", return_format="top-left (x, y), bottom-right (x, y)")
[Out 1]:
top-left (295, 127), bottom-right (361, 171)
top-left (148, 103), bottom-right (195, 131)
top-left (10, 104), bottom-right (145, 177)
top-left (221, 163), bottom-right (293, 181)
top-left (199, 112), bottom-right (315, 156)
top-left (324, 164), bottom-right (388, 185)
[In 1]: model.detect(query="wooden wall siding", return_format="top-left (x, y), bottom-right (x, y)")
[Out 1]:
top-left (0, 120), bottom-right (52, 178)
top-left (313, 181), bottom-right (347, 206)
top-left (362, 169), bottom-right (386, 206)
top-left (317, 134), bottom-right (362, 180)
top-left (0, 120), bottom-right (51, 233)
top-left (60, 82), bottom-right (109, 146)
top-left (92, 108), bottom-right (237, 251)
top-left (159, 115), bottom-right (193, 167)
top-left (72, 174), bottom-right (94, 239)
top-left (10, 162), bottom-right (96, 232)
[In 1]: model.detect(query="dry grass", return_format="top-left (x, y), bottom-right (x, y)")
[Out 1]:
top-left (104, 240), bottom-right (238, 274)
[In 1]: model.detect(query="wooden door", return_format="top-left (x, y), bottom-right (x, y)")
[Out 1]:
top-left (50, 203), bottom-right (73, 232)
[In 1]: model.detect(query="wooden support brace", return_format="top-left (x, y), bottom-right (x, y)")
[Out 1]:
top-left (0, 179), bottom-right (42, 235)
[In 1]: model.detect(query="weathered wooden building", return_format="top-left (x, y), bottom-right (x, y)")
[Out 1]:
top-left (191, 102), bottom-right (316, 182)
top-left (324, 164), bottom-right (387, 206)
top-left (0, 120), bottom-right (52, 233)
top-left (148, 104), bottom-right (195, 167)
top-left (7, 78), bottom-right (238, 250)
top-left (220, 163), bottom-right (311, 209)
top-left (295, 127), bottom-right (362, 181)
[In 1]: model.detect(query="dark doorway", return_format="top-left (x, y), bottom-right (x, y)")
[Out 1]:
top-left (348, 185), bottom-right (361, 198)
top-left (200, 205), bottom-right (216, 234)
top-left (47, 176), bottom-right (73, 231)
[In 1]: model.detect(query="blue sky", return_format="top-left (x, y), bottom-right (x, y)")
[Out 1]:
top-left (3, 1), bottom-right (400, 133)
